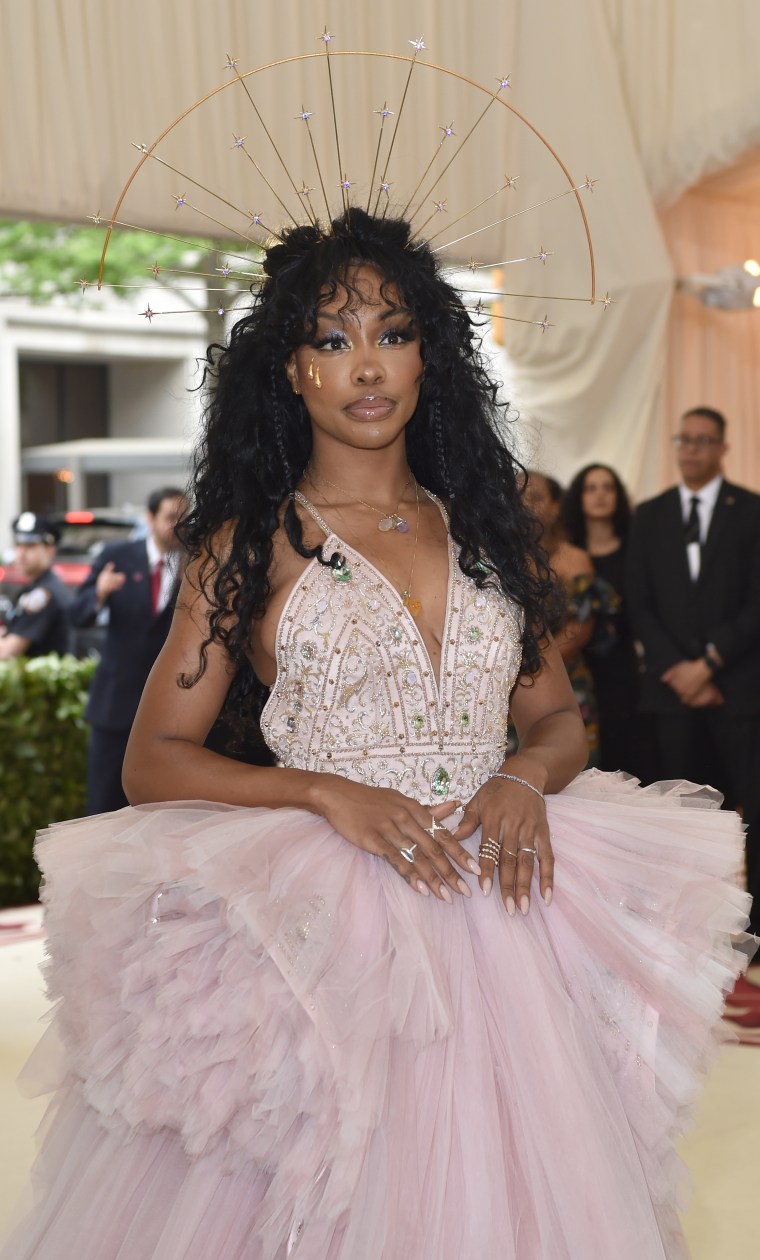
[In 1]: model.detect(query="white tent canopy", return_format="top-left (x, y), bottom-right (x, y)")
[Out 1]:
top-left (2, 0), bottom-right (760, 497)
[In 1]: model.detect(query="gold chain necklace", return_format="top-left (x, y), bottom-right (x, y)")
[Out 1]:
top-left (306, 471), bottom-right (423, 617)
top-left (307, 467), bottom-right (412, 533)
top-left (400, 479), bottom-right (422, 617)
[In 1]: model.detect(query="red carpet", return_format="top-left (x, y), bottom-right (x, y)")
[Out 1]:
top-left (723, 968), bottom-right (760, 1046)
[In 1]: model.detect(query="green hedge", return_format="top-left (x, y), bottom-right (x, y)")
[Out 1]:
top-left (0, 654), bottom-right (95, 906)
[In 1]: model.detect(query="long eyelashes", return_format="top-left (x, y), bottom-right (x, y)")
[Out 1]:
top-left (311, 325), bottom-right (417, 351)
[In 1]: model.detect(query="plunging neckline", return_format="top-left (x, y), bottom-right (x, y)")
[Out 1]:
top-left (290, 488), bottom-right (454, 698)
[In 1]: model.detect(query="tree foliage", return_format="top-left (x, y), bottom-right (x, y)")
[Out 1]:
top-left (0, 218), bottom-right (241, 312)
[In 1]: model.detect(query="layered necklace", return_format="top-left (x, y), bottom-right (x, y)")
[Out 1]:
top-left (306, 468), bottom-right (423, 617)
top-left (308, 468), bottom-right (412, 533)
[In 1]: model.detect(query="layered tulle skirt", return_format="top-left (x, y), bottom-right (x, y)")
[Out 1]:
top-left (1, 771), bottom-right (752, 1259)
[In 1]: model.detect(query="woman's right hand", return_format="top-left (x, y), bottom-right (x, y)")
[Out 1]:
top-left (310, 779), bottom-right (481, 903)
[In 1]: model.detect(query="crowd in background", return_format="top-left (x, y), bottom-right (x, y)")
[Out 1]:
top-left (526, 405), bottom-right (760, 935)
top-left (524, 463), bottom-right (650, 779)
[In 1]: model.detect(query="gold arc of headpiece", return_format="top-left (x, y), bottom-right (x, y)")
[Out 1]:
top-left (98, 49), bottom-right (595, 306)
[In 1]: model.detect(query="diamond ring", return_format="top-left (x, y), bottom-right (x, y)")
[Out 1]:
top-left (400, 843), bottom-right (418, 863)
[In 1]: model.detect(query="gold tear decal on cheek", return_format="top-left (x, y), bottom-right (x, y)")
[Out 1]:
top-left (314, 365), bottom-right (322, 389)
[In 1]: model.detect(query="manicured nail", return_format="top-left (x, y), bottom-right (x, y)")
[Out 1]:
top-left (439, 885), bottom-right (453, 904)
top-left (467, 858), bottom-right (482, 875)
top-left (457, 878), bottom-right (471, 898)
top-left (482, 877), bottom-right (492, 897)
top-left (417, 881), bottom-right (430, 896)
top-left (505, 895), bottom-right (516, 917)
top-left (520, 895), bottom-right (529, 916)
top-left (543, 886), bottom-right (553, 906)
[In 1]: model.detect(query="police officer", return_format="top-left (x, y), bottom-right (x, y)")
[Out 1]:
top-left (0, 513), bottom-right (71, 659)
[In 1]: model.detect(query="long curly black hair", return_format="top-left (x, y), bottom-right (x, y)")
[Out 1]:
top-left (179, 208), bottom-right (552, 742)
top-left (560, 463), bottom-right (632, 550)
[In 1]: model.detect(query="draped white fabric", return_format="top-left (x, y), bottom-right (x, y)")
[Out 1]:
top-left (1, 0), bottom-right (759, 498)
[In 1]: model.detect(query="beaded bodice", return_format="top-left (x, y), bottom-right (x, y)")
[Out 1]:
top-left (260, 491), bottom-right (523, 806)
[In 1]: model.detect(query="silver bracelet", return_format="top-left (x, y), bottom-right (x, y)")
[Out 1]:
top-left (491, 772), bottom-right (545, 801)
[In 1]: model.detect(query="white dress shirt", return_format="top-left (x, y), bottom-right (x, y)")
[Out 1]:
top-left (678, 474), bottom-right (723, 580)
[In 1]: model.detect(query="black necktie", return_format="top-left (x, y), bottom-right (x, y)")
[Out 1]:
top-left (684, 495), bottom-right (701, 546)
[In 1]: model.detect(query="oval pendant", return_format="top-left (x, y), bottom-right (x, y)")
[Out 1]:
top-left (431, 767), bottom-right (451, 799)
top-left (395, 518), bottom-right (409, 533)
top-left (378, 516), bottom-right (394, 532)
top-left (403, 595), bottom-right (422, 618)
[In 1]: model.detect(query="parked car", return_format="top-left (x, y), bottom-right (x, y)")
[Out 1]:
top-left (0, 508), bottom-right (145, 655)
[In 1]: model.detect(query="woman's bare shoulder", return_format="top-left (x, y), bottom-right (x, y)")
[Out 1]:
top-left (552, 540), bottom-right (594, 579)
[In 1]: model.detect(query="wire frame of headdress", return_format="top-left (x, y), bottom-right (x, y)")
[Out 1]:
top-left (92, 36), bottom-right (609, 331)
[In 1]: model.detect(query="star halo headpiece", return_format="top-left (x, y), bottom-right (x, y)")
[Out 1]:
top-left (90, 33), bottom-right (612, 331)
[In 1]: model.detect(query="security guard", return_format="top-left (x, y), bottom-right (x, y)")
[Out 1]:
top-left (0, 513), bottom-right (71, 659)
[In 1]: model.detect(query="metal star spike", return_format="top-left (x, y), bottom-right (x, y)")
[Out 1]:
top-left (497, 75), bottom-right (512, 90)
top-left (224, 54), bottom-right (239, 71)
top-left (409, 37), bottom-right (426, 52)
top-left (142, 306), bottom-right (155, 322)
top-left (231, 135), bottom-right (247, 150)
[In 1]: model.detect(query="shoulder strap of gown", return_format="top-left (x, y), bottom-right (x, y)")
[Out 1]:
top-left (422, 486), bottom-right (451, 530)
top-left (292, 490), bottom-right (332, 537)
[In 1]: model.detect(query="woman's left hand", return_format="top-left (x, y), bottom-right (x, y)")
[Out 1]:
top-left (451, 775), bottom-right (553, 915)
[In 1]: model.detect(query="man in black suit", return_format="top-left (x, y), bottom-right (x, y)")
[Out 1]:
top-left (627, 407), bottom-right (760, 931)
top-left (70, 486), bottom-right (186, 814)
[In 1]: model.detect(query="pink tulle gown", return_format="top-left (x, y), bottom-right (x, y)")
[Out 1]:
top-left (2, 492), bottom-right (751, 1260)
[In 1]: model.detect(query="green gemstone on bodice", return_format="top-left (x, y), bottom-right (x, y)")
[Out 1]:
top-left (412, 714), bottom-right (424, 732)
top-left (332, 562), bottom-right (353, 583)
top-left (431, 766), bottom-right (451, 799)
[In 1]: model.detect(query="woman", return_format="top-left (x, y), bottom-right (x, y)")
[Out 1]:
top-left (2, 210), bottom-right (748, 1260)
top-left (523, 470), bottom-right (600, 764)
top-left (561, 464), bottom-right (648, 777)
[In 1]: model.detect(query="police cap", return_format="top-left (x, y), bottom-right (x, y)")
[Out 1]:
top-left (12, 512), bottom-right (61, 545)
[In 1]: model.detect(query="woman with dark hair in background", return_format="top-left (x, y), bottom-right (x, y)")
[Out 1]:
top-left (523, 470), bottom-right (600, 766)
top-left (561, 464), bottom-right (648, 778)
top-left (1, 209), bottom-right (748, 1260)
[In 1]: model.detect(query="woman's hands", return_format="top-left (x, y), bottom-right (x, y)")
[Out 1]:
top-left (311, 779), bottom-right (480, 903)
top-left (452, 773), bottom-right (554, 915)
